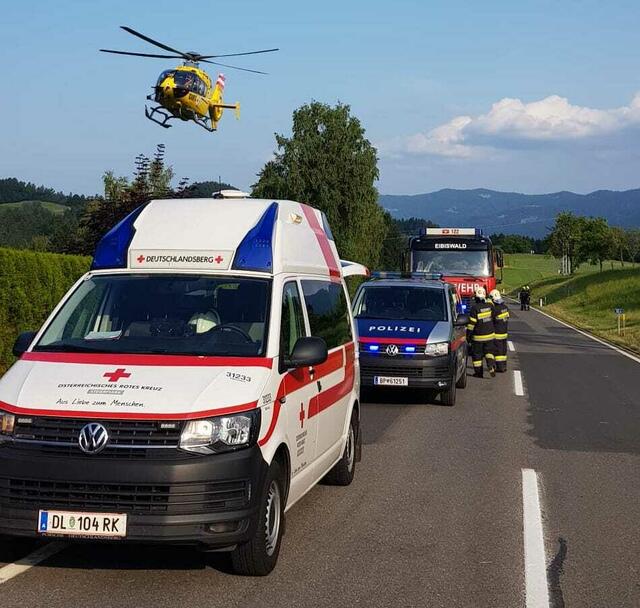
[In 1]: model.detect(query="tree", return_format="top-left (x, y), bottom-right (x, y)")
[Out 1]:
top-left (548, 212), bottom-right (585, 273)
top-left (69, 145), bottom-right (181, 255)
top-left (252, 101), bottom-right (387, 269)
top-left (625, 229), bottom-right (640, 265)
top-left (378, 212), bottom-right (406, 270)
top-left (579, 217), bottom-right (611, 272)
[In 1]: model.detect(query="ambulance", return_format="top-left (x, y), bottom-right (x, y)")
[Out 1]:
top-left (0, 193), bottom-right (367, 575)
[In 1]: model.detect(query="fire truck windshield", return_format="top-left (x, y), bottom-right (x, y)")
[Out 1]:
top-left (412, 250), bottom-right (491, 277)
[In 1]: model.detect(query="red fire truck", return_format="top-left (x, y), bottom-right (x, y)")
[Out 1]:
top-left (405, 228), bottom-right (504, 311)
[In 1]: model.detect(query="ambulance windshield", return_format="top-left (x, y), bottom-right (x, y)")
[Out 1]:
top-left (35, 275), bottom-right (271, 357)
top-left (412, 250), bottom-right (490, 277)
top-left (354, 286), bottom-right (447, 321)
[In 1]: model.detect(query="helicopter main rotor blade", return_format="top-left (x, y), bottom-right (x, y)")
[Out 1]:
top-left (201, 59), bottom-right (268, 74)
top-left (199, 48), bottom-right (279, 59)
top-left (120, 26), bottom-right (189, 58)
top-left (100, 49), bottom-right (184, 59)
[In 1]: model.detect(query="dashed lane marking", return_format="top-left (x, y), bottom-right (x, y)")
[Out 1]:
top-left (508, 340), bottom-right (515, 352)
top-left (514, 370), bottom-right (524, 396)
top-left (522, 469), bottom-right (550, 608)
top-left (0, 542), bottom-right (66, 585)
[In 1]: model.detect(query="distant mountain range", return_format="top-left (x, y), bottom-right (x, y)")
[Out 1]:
top-left (379, 188), bottom-right (640, 237)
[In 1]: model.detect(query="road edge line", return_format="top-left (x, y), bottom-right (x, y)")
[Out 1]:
top-left (0, 542), bottom-right (66, 585)
top-left (522, 469), bottom-right (550, 608)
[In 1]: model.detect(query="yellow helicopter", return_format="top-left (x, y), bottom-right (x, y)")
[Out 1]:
top-left (101, 26), bottom-right (277, 132)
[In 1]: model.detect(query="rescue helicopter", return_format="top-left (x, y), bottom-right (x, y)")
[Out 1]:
top-left (100, 26), bottom-right (278, 132)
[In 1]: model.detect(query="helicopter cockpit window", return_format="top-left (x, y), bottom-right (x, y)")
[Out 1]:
top-left (156, 70), bottom-right (175, 86)
top-left (174, 71), bottom-right (206, 95)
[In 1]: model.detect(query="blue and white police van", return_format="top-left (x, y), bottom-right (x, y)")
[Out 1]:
top-left (352, 273), bottom-right (469, 405)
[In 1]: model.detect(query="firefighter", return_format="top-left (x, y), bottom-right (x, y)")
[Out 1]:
top-left (466, 287), bottom-right (496, 378)
top-left (519, 285), bottom-right (531, 311)
top-left (489, 289), bottom-right (509, 372)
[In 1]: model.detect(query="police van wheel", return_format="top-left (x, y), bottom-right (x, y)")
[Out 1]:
top-left (455, 362), bottom-right (468, 389)
top-left (323, 411), bottom-right (358, 486)
top-left (231, 461), bottom-right (285, 576)
top-left (440, 377), bottom-right (457, 406)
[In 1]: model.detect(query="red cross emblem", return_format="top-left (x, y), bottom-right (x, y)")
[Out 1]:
top-left (137, 255), bottom-right (145, 263)
top-left (103, 368), bottom-right (131, 383)
top-left (299, 403), bottom-right (306, 428)
top-left (214, 255), bottom-right (224, 264)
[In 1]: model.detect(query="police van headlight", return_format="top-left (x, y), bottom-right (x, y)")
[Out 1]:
top-left (179, 410), bottom-right (260, 454)
top-left (424, 342), bottom-right (449, 357)
top-left (0, 411), bottom-right (16, 442)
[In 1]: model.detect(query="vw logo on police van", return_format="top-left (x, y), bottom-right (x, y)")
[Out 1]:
top-left (78, 422), bottom-right (109, 454)
top-left (385, 344), bottom-right (399, 357)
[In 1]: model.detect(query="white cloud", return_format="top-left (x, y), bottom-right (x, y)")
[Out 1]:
top-left (380, 92), bottom-right (640, 158)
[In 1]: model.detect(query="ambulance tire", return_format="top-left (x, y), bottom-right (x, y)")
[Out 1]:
top-left (323, 410), bottom-right (358, 486)
top-left (231, 460), bottom-right (285, 576)
top-left (440, 374), bottom-right (457, 406)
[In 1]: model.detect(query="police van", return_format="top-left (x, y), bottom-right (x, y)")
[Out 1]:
top-left (352, 273), bottom-right (469, 405)
top-left (0, 195), bottom-right (367, 575)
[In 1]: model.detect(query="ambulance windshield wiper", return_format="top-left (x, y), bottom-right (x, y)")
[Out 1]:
top-left (35, 343), bottom-right (112, 353)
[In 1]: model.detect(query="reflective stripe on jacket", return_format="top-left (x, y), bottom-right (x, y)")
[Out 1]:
top-left (492, 301), bottom-right (509, 339)
top-left (467, 300), bottom-right (495, 342)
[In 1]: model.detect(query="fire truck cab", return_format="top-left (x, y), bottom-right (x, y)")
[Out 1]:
top-left (406, 228), bottom-right (504, 311)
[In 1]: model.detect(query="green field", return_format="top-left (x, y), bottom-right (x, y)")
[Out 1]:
top-left (502, 254), bottom-right (639, 353)
top-left (0, 200), bottom-right (70, 215)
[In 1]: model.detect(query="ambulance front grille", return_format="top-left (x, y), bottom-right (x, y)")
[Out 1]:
top-left (10, 417), bottom-right (182, 458)
top-left (0, 477), bottom-right (250, 515)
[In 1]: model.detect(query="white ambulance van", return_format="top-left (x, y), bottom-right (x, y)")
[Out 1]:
top-left (0, 195), bottom-right (366, 575)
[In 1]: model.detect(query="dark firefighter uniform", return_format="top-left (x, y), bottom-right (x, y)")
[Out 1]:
top-left (466, 297), bottom-right (496, 377)
top-left (491, 299), bottom-right (510, 372)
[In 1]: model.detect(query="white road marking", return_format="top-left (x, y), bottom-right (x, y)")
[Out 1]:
top-left (514, 370), bottom-right (524, 396)
top-left (522, 469), bottom-right (550, 608)
top-left (508, 340), bottom-right (515, 352)
top-left (0, 542), bottom-right (66, 585)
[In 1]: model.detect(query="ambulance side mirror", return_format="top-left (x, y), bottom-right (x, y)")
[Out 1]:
top-left (454, 314), bottom-right (470, 327)
top-left (12, 331), bottom-right (37, 357)
top-left (285, 337), bottom-right (328, 369)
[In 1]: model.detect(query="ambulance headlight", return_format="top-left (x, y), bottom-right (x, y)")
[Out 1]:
top-left (424, 342), bottom-right (449, 357)
top-left (179, 410), bottom-right (260, 454)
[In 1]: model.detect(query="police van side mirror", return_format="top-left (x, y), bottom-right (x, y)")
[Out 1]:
top-left (12, 331), bottom-right (38, 357)
top-left (454, 314), bottom-right (470, 327)
top-left (284, 337), bottom-right (328, 369)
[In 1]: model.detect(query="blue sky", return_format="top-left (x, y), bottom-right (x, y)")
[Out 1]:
top-left (1, 0), bottom-right (639, 195)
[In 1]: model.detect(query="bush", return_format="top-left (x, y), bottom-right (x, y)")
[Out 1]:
top-left (0, 248), bottom-right (90, 374)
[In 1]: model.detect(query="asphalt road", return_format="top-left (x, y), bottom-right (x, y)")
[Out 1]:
top-left (1, 306), bottom-right (638, 607)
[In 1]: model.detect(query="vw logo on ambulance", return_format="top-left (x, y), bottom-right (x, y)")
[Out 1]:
top-left (78, 422), bottom-right (109, 454)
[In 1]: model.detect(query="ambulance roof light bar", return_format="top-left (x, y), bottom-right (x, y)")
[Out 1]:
top-left (370, 271), bottom-right (443, 281)
top-left (420, 227), bottom-right (481, 236)
top-left (212, 190), bottom-right (250, 199)
top-left (91, 204), bottom-right (146, 270)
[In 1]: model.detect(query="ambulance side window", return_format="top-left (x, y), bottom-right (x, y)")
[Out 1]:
top-left (300, 280), bottom-right (353, 349)
top-left (280, 282), bottom-right (306, 358)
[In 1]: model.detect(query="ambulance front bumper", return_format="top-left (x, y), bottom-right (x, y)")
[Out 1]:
top-left (0, 443), bottom-right (268, 548)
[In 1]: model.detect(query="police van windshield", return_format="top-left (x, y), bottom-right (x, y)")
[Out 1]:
top-left (34, 275), bottom-right (270, 357)
top-left (412, 250), bottom-right (490, 277)
top-left (354, 286), bottom-right (447, 321)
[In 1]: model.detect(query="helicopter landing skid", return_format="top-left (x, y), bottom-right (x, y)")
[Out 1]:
top-left (144, 105), bottom-right (173, 129)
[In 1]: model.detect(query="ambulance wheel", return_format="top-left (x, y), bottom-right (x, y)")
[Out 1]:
top-left (441, 376), bottom-right (457, 406)
top-left (323, 410), bottom-right (357, 486)
top-left (231, 461), bottom-right (285, 576)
